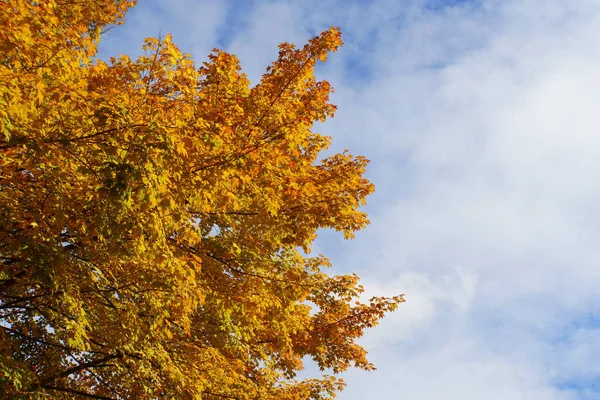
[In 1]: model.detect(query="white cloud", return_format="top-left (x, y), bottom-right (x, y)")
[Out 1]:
top-left (341, 338), bottom-right (575, 400)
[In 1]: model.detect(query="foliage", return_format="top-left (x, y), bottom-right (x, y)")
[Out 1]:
top-left (0, 1), bottom-right (403, 398)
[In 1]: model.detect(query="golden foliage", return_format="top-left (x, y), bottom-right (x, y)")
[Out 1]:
top-left (0, 1), bottom-right (403, 398)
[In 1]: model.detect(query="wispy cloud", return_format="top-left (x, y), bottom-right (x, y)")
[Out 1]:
top-left (98, 0), bottom-right (600, 398)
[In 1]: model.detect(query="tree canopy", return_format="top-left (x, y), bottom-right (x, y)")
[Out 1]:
top-left (0, 1), bottom-right (403, 398)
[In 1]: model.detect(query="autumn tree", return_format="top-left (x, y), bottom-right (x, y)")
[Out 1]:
top-left (0, 1), bottom-right (403, 398)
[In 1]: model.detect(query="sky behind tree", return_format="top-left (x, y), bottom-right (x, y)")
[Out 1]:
top-left (99, 1), bottom-right (600, 398)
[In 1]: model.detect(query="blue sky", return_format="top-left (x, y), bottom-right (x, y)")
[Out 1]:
top-left (99, 1), bottom-right (600, 398)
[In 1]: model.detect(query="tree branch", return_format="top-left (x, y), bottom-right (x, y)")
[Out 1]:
top-left (40, 384), bottom-right (116, 400)
top-left (40, 354), bottom-right (119, 385)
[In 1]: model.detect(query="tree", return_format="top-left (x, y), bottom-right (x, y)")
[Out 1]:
top-left (0, 1), bottom-right (403, 398)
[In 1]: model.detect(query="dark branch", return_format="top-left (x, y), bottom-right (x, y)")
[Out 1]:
top-left (41, 354), bottom-right (119, 384)
top-left (40, 384), bottom-right (116, 400)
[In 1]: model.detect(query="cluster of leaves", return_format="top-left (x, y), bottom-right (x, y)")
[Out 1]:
top-left (0, 1), bottom-right (403, 399)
